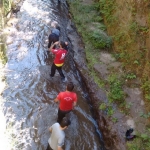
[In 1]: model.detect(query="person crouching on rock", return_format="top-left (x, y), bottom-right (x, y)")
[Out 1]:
top-left (125, 128), bottom-right (136, 141)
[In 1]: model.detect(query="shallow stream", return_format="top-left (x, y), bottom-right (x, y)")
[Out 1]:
top-left (2, 0), bottom-right (104, 149)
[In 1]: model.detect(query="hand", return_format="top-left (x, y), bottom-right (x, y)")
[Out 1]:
top-left (65, 42), bottom-right (68, 45)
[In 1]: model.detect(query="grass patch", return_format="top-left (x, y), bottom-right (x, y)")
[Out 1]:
top-left (108, 74), bottom-right (125, 103)
top-left (127, 130), bottom-right (150, 150)
top-left (0, 9), bottom-right (7, 64)
top-left (67, 0), bottom-right (112, 49)
top-left (67, 0), bottom-right (129, 119)
top-left (67, 0), bottom-right (112, 89)
top-left (2, 0), bottom-right (12, 15)
top-left (0, 0), bottom-right (12, 64)
top-left (99, 0), bottom-right (117, 25)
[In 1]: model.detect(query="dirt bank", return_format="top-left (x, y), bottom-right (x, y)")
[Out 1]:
top-left (66, 0), bottom-right (148, 149)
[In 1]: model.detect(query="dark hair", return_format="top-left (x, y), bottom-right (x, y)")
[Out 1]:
top-left (67, 82), bottom-right (74, 91)
top-left (60, 41), bottom-right (66, 49)
top-left (60, 117), bottom-right (71, 128)
top-left (56, 25), bottom-right (60, 31)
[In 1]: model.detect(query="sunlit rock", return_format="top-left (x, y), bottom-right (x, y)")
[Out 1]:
top-left (6, 37), bottom-right (13, 45)
top-left (3, 27), bottom-right (17, 35)
top-left (126, 118), bottom-right (135, 128)
top-left (99, 52), bottom-right (115, 64)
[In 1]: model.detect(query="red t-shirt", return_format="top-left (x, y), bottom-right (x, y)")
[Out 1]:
top-left (51, 49), bottom-right (67, 65)
top-left (57, 91), bottom-right (77, 111)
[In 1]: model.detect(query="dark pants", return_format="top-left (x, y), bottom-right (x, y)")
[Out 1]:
top-left (46, 143), bottom-right (53, 150)
top-left (57, 108), bottom-right (71, 123)
top-left (48, 33), bottom-right (59, 48)
top-left (50, 63), bottom-right (65, 79)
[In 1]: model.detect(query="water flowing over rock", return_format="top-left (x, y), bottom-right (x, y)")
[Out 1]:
top-left (1, 0), bottom-right (103, 149)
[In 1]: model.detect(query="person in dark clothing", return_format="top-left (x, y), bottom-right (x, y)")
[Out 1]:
top-left (125, 128), bottom-right (136, 140)
top-left (48, 22), bottom-right (60, 49)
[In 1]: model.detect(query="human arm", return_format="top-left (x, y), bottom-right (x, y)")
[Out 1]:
top-left (57, 146), bottom-right (63, 150)
top-left (72, 101), bottom-right (77, 110)
top-left (54, 93), bottom-right (61, 103)
top-left (72, 93), bottom-right (77, 109)
top-left (64, 42), bottom-right (68, 51)
top-left (49, 127), bottom-right (52, 133)
top-left (54, 97), bottom-right (59, 103)
top-left (57, 136), bottom-right (64, 150)
top-left (49, 41), bottom-right (59, 52)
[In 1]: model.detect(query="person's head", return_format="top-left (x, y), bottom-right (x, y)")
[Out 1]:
top-left (55, 25), bottom-right (60, 31)
top-left (66, 82), bottom-right (74, 91)
top-left (60, 117), bottom-right (71, 129)
top-left (59, 41), bottom-right (66, 49)
top-left (51, 21), bottom-right (58, 28)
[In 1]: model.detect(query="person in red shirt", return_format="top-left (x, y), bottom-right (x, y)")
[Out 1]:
top-left (49, 41), bottom-right (68, 82)
top-left (54, 82), bottom-right (77, 123)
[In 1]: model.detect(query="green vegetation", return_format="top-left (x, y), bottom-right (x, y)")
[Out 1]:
top-left (99, 102), bottom-right (115, 117)
top-left (127, 130), bottom-right (150, 150)
top-left (99, 0), bottom-right (116, 25)
top-left (125, 73), bottom-right (136, 80)
top-left (108, 74), bottom-right (125, 103)
top-left (0, 8), bottom-right (7, 64)
top-left (142, 79), bottom-right (150, 101)
top-left (67, 0), bottom-right (150, 149)
top-left (67, 0), bottom-right (112, 89)
top-left (2, 0), bottom-right (12, 15)
top-left (140, 112), bottom-right (150, 119)
top-left (67, 0), bottom-right (127, 120)
top-left (97, 0), bottom-right (150, 148)
top-left (99, 103), bottom-right (107, 110)
top-left (0, 0), bottom-right (12, 64)
top-left (67, 0), bottom-right (112, 49)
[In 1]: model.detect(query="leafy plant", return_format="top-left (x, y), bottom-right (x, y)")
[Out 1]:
top-left (108, 74), bottom-right (125, 102)
top-left (129, 21), bottom-right (139, 34)
top-left (133, 60), bottom-right (139, 65)
top-left (142, 80), bottom-right (150, 92)
top-left (0, 0), bottom-right (9, 64)
top-left (2, 0), bottom-right (13, 15)
top-left (140, 112), bottom-right (150, 119)
top-left (89, 31), bottom-right (112, 48)
top-left (125, 73), bottom-right (136, 79)
top-left (145, 94), bottom-right (150, 101)
top-left (99, 103), bottom-right (107, 110)
top-left (127, 131), bottom-right (150, 150)
top-left (107, 106), bottom-right (114, 116)
top-left (126, 102), bottom-right (133, 109)
top-left (112, 117), bottom-right (118, 123)
top-left (99, 0), bottom-right (116, 24)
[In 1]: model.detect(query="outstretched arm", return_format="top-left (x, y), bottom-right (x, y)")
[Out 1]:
top-left (54, 97), bottom-right (59, 103)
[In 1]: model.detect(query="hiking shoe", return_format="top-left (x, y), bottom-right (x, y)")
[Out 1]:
top-left (61, 77), bottom-right (67, 82)
top-left (50, 75), bottom-right (54, 79)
